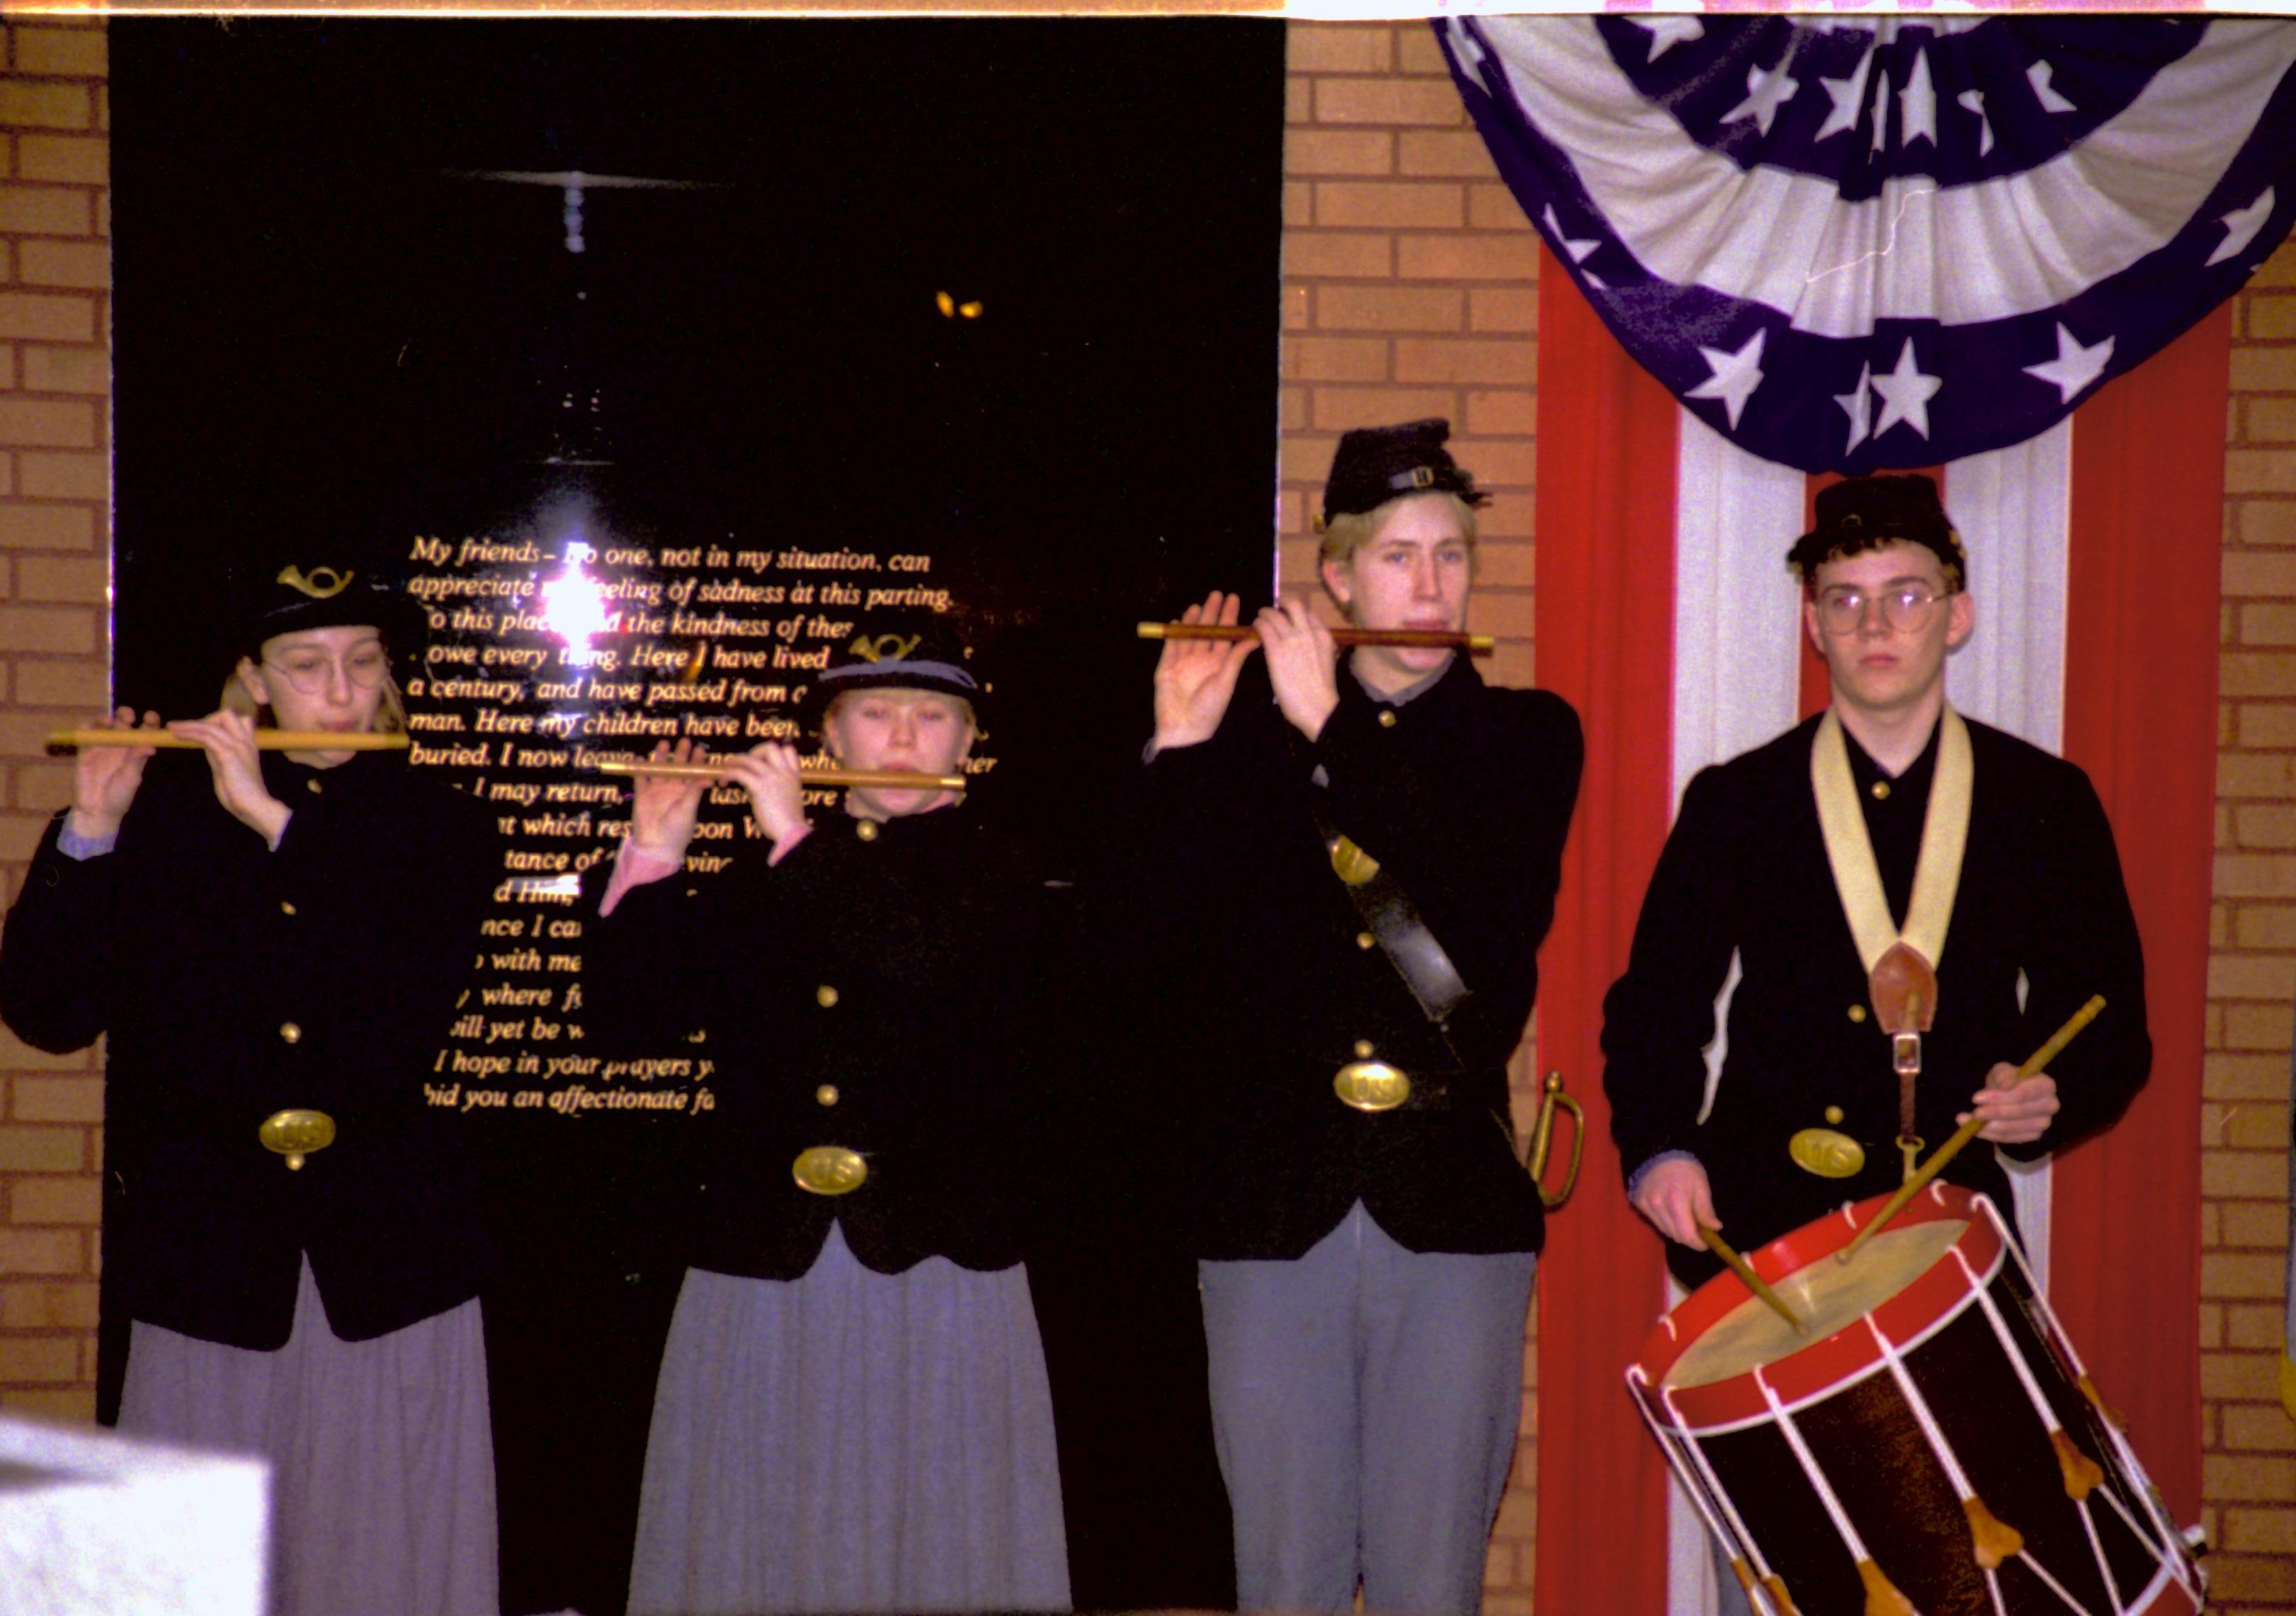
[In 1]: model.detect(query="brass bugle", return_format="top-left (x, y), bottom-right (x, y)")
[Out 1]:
top-left (48, 728), bottom-right (411, 754)
top-left (1526, 1070), bottom-right (1584, 1211)
top-left (593, 758), bottom-right (967, 792)
top-left (1138, 622), bottom-right (1495, 655)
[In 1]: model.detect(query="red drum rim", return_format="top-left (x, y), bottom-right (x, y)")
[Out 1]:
top-left (1631, 1183), bottom-right (2008, 1434)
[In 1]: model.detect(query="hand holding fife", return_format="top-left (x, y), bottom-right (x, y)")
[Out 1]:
top-left (1152, 592), bottom-right (1257, 752)
top-left (1962, 1062), bottom-right (2060, 1145)
top-left (68, 707), bottom-right (161, 841)
top-left (1631, 1155), bottom-right (1721, 1250)
top-left (169, 708), bottom-right (291, 848)
top-left (630, 739), bottom-right (711, 860)
top-left (1256, 596), bottom-right (1340, 742)
top-left (715, 743), bottom-right (811, 856)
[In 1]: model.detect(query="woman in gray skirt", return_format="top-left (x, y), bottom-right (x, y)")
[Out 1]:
top-left (0, 563), bottom-right (505, 1616)
top-left (587, 627), bottom-right (1069, 1616)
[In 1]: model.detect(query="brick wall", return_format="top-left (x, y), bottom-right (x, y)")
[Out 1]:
top-left (1278, 23), bottom-right (1544, 1608)
top-left (2211, 245), bottom-right (2296, 1613)
top-left (0, 16), bottom-right (107, 1427)
top-left (2, 17), bottom-right (2290, 1613)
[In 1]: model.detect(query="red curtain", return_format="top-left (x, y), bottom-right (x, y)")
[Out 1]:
top-left (1532, 246), bottom-right (1677, 1616)
top-left (2053, 310), bottom-right (2226, 1521)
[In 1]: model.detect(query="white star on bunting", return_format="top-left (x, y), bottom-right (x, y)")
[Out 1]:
top-left (1899, 48), bottom-right (1937, 148)
top-left (1816, 46), bottom-right (1874, 143)
top-left (1541, 205), bottom-right (1606, 291)
top-left (2208, 189), bottom-right (2276, 269)
top-left (1686, 329), bottom-right (1767, 430)
top-left (1632, 16), bottom-right (1706, 63)
top-left (1724, 53), bottom-right (1802, 138)
top-left (1957, 89), bottom-right (1993, 158)
top-left (1871, 337), bottom-right (1942, 439)
top-left (2022, 322), bottom-right (2115, 403)
top-left (1446, 20), bottom-right (1491, 99)
top-left (1870, 67), bottom-right (1892, 155)
top-left (2027, 60), bottom-right (2076, 115)
top-left (1835, 362), bottom-right (1875, 453)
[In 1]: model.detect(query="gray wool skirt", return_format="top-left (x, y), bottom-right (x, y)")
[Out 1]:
top-left (116, 1258), bottom-right (498, 1616)
top-left (627, 1223), bottom-right (1071, 1616)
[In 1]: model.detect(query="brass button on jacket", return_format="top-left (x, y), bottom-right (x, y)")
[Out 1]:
top-left (855, 819), bottom-right (879, 842)
top-left (278, 1021), bottom-right (303, 1044)
top-left (1377, 709), bottom-right (1397, 729)
top-left (816, 985), bottom-right (839, 1009)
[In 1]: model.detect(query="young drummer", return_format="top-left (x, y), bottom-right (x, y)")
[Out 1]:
top-left (1604, 474), bottom-right (2150, 1287)
top-left (586, 626), bottom-right (1069, 1616)
top-left (1126, 420), bottom-right (1582, 1615)
top-left (0, 565), bottom-right (504, 1616)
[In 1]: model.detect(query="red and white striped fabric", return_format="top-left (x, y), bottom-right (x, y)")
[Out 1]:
top-left (1533, 264), bottom-right (2219, 1616)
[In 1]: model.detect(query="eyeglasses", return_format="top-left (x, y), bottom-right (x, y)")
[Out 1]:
top-left (264, 645), bottom-right (390, 695)
top-left (1815, 585), bottom-right (1947, 636)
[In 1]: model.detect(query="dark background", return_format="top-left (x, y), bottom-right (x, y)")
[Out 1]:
top-left (111, 21), bottom-right (1281, 1612)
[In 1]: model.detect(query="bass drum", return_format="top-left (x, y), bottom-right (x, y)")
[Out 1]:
top-left (1628, 1184), bottom-right (2204, 1616)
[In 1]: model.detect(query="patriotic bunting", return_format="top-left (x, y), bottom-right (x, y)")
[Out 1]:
top-left (1441, 15), bottom-right (2296, 473)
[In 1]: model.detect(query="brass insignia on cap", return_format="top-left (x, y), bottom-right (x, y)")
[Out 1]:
top-left (1789, 1127), bottom-right (1864, 1179)
top-left (848, 632), bottom-right (924, 664)
top-left (277, 565), bottom-right (353, 600)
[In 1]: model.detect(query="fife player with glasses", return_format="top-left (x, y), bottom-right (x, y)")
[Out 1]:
top-left (1603, 471), bottom-right (2151, 1331)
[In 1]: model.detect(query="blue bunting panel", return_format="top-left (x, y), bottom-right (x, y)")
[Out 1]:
top-left (1439, 16), bottom-right (2296, 473)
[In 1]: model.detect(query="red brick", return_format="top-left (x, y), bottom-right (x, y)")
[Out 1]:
top-left (2223, 1003), bottom-right (2296, 1052)
top-left (1283, 181), bottom-right (1312, 229)
top-left (1468, 183), bottom-right (1533, 232)
top-left (2206, 1452), bottom-right (2296, 1500)
top-left (2232, 347), bottom-right (2296, 391)
top-left (16, 554), bottom-right (103, 604)
top-left (1285, 231), bottom-right (1392, 280)
top-left (15, 761), bottom-right (75, 812)
top-left (2221, 1201), bottom-right (2290, 1249)
top-left (2239, 498), bottom-right (2296, 546)
top-left (2220, 1503), bottom-right (2296, 1552)
top-left (0, 184), bottom-right (87, 238)
top-left (1466, 389), bottom-right (1537, 437)
top-left (0, 396), bottom-right (97, 454)
top-left (0, 1126), bottom-right (84, 1172)
top-left (19, 343), bottom-right (105, 395)
top-left (1287, 336), bottom-right (1389, 383)
top-left (1398, 232), bottom-right (1541, 281)
top-left (0, 1280), bottom-right (97, 1330)
top-left (1285, 75), bottom-right (1310, 126)
top-left (0, 82), bottom-right (89, 133)
top-left (2249, 296), bottom-right (2296, 342)
top-left (1398, 130), bottom-right (1495, 179)
top-left (2201, 1253), bottom-right (2286, 1301)
top-left (13, 134), bottom-right (103, 186)
top-left (0, 291), bottom-right (90, 342)
top-left (1471, 544), bottom-right (1535, 590)
top-left (1315, 78), bottom-right (1463, 128)
top-left (1317, 181), bottom-right (1462, 230)
top-left (2224, 653), bottom-right (2296, 698)
top-left (2217, 852), bottom-right (2296, 898)
top-left (0, 1337), bottom-right (77, 1385)
top-left (16, 241), bottom-right (106, 292)
top-left (0, 604), bottom-right (91, 653)
top-left (1287, 22), bottom-right (1393, 75)
top-left (0, 501), bottom-right (94, 548)
top-left (2219, 753), bottom-right (2296, 796)
top-left (1394, 337), bottom-right (1536, 385)
top-left (11, 1076), bottom-right (102, 1123)
top-left (1470, 287), bottom-right (1537, 334)
top-left (0, 1227), bottom-right (81, 1274)
top-left (2227, 552), bottom-right (2296, 596)
top-left (1282, 284), bottom-right (1309, 332)
top-left (1, 1388), bottom-right (97, 1421)
top-left (2247, 397), bottom-right (2296, 443)
top-left (9, 1174), bottom-right (98, 1225)
top-left (1285, 128), bottom-right (1393, 179)
top-left (1312, 388), bottom-right (1456, 432)
top-left (94, 189), bottom-right (106, 237)
top-left (15, 449), bottom-right (105, 500)
top-left (1317, 284), bottom-right (1461, 332)
top-left (11, 26), bottom-right (108, 79)
top-left (2202, 1150), bottom-right (2283, 1199)
top-left (2227, 449), bottom-right (2296, 495)
top-left (1395, 25), bottom-right (1450, 77)
top-left (1453, 437), bottom-right (1535, 488)
top-left (2239, 603), bottom-right (2296, 644)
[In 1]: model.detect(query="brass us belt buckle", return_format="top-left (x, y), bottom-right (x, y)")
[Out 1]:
top-left (792, 1145), bottom-right (868, 1196)
top-left (258, 1109), bottom-right (336, 1172)
top-left (1333, 1060), bottom-right (1410, 1113)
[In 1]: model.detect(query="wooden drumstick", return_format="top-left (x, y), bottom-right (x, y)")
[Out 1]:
top-left (1838, 994), bottom-right (2107, 1266)
top-left (1699, 1227), bottom-right (1808, 1335)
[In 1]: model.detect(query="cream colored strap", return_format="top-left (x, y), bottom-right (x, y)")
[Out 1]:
top-left (1811, 707), bottom-right (1972, 975)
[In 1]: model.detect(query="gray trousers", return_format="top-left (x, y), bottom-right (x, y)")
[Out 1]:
top-left (1200, 1202), bottom-right (1537, 1616)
